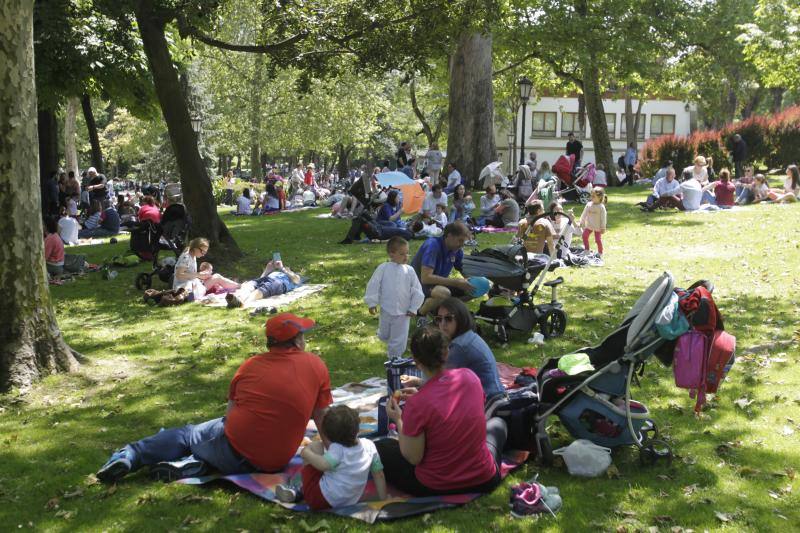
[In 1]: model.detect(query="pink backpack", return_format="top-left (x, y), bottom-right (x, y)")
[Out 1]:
top-left (673, 331), bottom-right (709, 412)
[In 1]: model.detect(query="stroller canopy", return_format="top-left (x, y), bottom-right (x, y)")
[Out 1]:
top-left (623, 272), bottom-right (675, 356)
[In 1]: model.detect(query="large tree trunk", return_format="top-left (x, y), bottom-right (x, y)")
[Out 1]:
top-left (81, 93), bottom-right (104, 173)
top-left (0, 1), bottom-right (78, 392)
top-left (37, 107), bottom-right (58, 184)
top-left (248, 54), bottom-right (264, 179)
top-left (64, 96), bottom-right (79, 176)
top-left (741, 88), bottom-right (763, 120)
top-left (135, 0), bottom-right (240, 257)
top-left (770, 87), bottom-right (784, 114)
top-left (446, 32), bottom-right (495, 189)
top-left (624, 94), bottom-right (644, 150)
top-left (581, 57), bottom-right (614, 181)
top-left (336, 144), bottom-right (353, 184)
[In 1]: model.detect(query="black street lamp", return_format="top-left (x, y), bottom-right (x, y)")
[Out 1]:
top-left (507, 132), bottom-right (515, 171)
top-left (518, 76), bottom-right (533, 166)
top-left (190, 114), bottom-right (202, 134)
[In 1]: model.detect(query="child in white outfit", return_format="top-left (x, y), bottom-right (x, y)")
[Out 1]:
top-left (364, 236), bottom-right (425, 358)
top-left (276, 405), bottom-right (387, 509)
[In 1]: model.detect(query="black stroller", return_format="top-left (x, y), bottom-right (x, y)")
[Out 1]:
top-left (462, 242), bottom-right (566, 343)
top-left (531, 272), bottom-right (683, 465)
top-left (131, 203), bottom-right (190, 290)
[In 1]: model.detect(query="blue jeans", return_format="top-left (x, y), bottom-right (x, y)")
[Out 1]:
top-left (124, 417), bottom-right (256, 474)
top-left (701, 191), bottom-right (716, 205)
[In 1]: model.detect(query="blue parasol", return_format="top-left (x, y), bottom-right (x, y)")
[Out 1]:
top-left (376, 171), bottom-right (416, 187)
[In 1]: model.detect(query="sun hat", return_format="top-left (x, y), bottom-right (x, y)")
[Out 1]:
top-left (307, 163), bottom-right (315, 169)
top-left (557, 353), bottom-right (595, 375)
top-left (266, 312), bottom-right (315, 342)
top-left (467, 276), bottom-right (491, 298)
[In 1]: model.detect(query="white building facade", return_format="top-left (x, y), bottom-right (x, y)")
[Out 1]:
top-left (496, 96), bottom-right (695, 170)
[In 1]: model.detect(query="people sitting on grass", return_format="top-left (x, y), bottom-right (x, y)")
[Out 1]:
top-left (679, 171), bottom-right (703, 211)
top-left (225, 259), bottom-right (302, 308)
top-left (96, 312), bottom-right (332, 483)
top-left (513, 165), bottom-right (535, 204)
top-left (638, 167), bottom-right (682, 211)
top-left (137, 195), bottom-right (161, 224)
top-left (486, 189), bottom-right (520, 228)
top-left (236, 188), bottom-right (252, 215)
top-left (737, 173), bottom-right (770, 205)
top-left (376, 189), bottom-right (405, 228)
top-left (433, 203), bottom-right (449, 229)
top-left (734, 166), bottom-right (754, 201)
top-left (374, 327), bottom-right (507, 496)
top-left (78, 200), bottom-right (120, 238)
top-left (444, 162), bottom-right (462, 194)
top-left (401, 298), bottom-right (504, 401)
top-left (516, 201), bottom-right (557, 257)
top-left (411, 218), bottom-right (443, 238)
top-left (420, 184), bottom-right (448, 218)
top-left (701, 168), bottom-right (736, 208)
top-left (767, 164), bottom-right (800, 203)
top-left (57, 206), bottom-right (79, 245)
top-left (275, 405), bottom-right (387, 509)
top-left (478, 185), bottom-right (500, 224)
top-left (683, 156), bottom-right (709, 186)
top-left (449, 184), bottom-right (475, 223)
top-left (411, 221), bottom-right (474, 316)
top-left (44, 217), bottom-right (85, 276)
top-left (174, 238), bottom-right (240, 299)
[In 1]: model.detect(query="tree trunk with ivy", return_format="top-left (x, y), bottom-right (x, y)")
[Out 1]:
top-left (0, 1), bottom-right (78, 392)
top-left (81, 93), bottom-right (104, 173)
top-left (135, 0), bottom-right (240, 258)
top-left (248, 54), bottom-right (264, 180)
top-left (446, 32), bottom-right (496, 189)
top-left (581, 57), bottom-right (614, 182)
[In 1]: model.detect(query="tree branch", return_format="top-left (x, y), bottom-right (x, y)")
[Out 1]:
top-left (493, 52), bottom-right (537, 78)
top-left (409, 79), bottom-right (433, 144)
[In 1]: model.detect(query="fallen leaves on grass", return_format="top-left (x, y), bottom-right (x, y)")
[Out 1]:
top-left (780, 425), bottom-right (795, 436)
top-left (606, 464), bottom-right (621, 479)
top-left (733, 397), bottom-right (755, 410)
top-left (179, 494), bottom-right (213, 504)
top-left (45, 497), bottom-right (60, 510)
top-left (298, 518), bottom-right (330, 532)
top-left (180, 515), bottom-right (200, 527)
top-left (54, 509), bottom-right (75, 520)
top-left (62, 487), bottom-right (84, 499)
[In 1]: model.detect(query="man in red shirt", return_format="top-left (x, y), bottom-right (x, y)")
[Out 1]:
top-left (96, 313), bottom-right (332, 483)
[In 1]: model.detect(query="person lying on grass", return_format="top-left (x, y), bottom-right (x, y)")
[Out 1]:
top-left (276, 405), bottom-right (388, 509)
top-left (96, 313), bottom-right (332, 483)
top-left (174, 237), bottom-right (240, 299)
top-left (225, 259), bottom-right (302, 308)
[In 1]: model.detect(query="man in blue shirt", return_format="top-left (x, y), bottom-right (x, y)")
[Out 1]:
top-left (638, 167), bottom-right (682, 211)
top-left (624, 142), bottom-right (638, 187)
top-left (410, 221), bottom-right (474, 315)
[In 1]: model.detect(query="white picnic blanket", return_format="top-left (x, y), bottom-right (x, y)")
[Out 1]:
top-left (200, 284), bottom-right (327, 309)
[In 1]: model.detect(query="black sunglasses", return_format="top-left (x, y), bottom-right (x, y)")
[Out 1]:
top-left (433, 315), bottom-right (455, 324)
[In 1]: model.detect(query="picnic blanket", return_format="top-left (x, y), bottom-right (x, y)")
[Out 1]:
top-left (177, 377), bottom-right (529, 523)
top-left (473, 225), bottom-right (518, 233)
top-left (200, 284), bottom-right (327, 310)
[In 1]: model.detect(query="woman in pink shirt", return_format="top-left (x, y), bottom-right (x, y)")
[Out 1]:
top-left (137, 195), bottom-right (161, 224)
top-left (44, 217), bottom-right (66, 276)
top-left (376, 328), bottom-right (507, 496)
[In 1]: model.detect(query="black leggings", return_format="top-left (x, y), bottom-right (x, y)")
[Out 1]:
top-left (375, 417), bottom-right (507, 497)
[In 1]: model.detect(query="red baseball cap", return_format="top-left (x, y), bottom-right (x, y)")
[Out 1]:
top-left (265, 312), bottom-right (315, 342)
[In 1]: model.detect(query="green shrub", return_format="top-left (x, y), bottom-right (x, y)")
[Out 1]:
top-left (721, 115), bottom-right (771, 167)
top-left (766, 107), bottom-right (800, 170)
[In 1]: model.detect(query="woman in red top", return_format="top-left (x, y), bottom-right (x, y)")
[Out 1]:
top-left (713, 169), bottom-right (736, 208)
top-left (138, 195), bottom-right (162, 224)
top-left (376, 327), bottom-right (507, 496)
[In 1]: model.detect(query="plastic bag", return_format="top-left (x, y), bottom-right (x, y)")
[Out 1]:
top-left (552, 439), bottom-right (612, 477)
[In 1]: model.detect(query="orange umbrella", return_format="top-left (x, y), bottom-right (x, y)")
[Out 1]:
top-left (398, 183), bottom-right (425, 214)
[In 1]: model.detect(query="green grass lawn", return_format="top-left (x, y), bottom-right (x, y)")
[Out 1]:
top-left (2, 187), bottom-right (799, 532)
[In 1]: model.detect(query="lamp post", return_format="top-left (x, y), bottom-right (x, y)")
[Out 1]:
top-left (518, 76), bottom-right (533, 166)
top-left (190, 114), bottom-right (202, 134)
top-left (507, 132), bottom-right (515, 171)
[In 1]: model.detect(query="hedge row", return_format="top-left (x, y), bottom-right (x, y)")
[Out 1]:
top-left (639, 106), bottom-right (800, 178)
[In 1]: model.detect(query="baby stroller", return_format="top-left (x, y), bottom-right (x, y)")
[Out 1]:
top-left (531, 272), bottom-right (683, 465)
top-left (131, 203), bottom-right (190, 290)
top-left (462, 241), bottom-right (566, 344)
top-left (552, 155), bottom-right (592, 204)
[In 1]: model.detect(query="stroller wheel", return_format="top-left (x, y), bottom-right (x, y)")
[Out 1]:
top-left (578, 191), bottom-right (591, 204)
top-left (135, 273), bottom-right (152, 291)
top-left (536, 434), bottom-right (554, 466)
top-left (639, 439), bottom-right (672, 467)
top-left (540, 309), bottom-right (567, 338)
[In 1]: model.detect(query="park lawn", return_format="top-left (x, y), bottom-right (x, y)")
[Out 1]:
top-left (1, 187), bottom-right (799, 532)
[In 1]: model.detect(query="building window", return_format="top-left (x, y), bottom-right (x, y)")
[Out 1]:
top-left (606, 113), bottom-right (617, 137)
top-left (620, 115), bottom-right (646, 140)
top-left (561, 112), bottom-right (581, 137)
top-left (650, 114), bottom-right (675, 136)
top-left (531, 111), bottom-right (557, 137)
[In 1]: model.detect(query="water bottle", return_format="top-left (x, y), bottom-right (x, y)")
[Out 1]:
top-left (387, 423), bottom-right (398, 439)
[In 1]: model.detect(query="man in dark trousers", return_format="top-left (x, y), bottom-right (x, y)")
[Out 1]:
top-left (731, 134), bottom-right (748, 180)
top-left (566, 132), bottom-right (583, 171)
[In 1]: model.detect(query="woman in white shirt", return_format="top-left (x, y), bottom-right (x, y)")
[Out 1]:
top-left (236, 188), bottom-right (252, 215)
top-left (683, 156), bottom-right (709, 186)
top-left (767, 165), bottom-right (800, 203)
top-left (173, 238), bottom-right (239, 297)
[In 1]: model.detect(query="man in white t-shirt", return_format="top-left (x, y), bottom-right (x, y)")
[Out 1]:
top-left (420, 184), bottom-right (448, 216)
top-left (444, 162), bottom-right (462, 194)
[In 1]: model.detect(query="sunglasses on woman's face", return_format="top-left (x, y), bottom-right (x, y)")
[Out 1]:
top-left (433, 314), bottom-right (455, 324)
